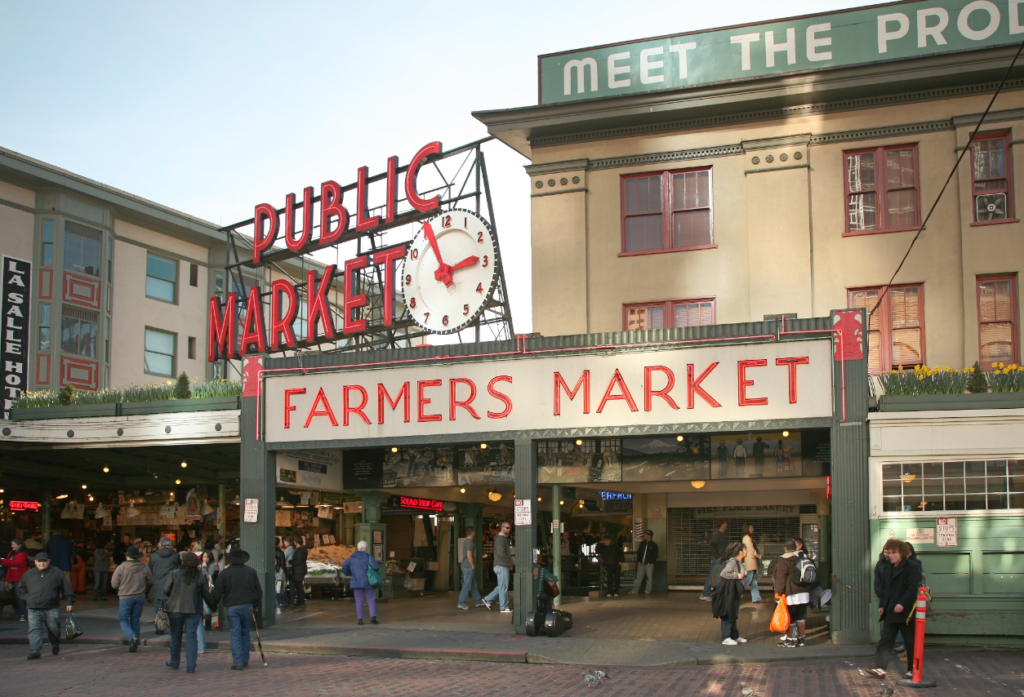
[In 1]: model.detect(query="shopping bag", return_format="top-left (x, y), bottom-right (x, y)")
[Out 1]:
top-left (366, 565), bottom-right (385, 589)
top-left (769, 595), bottom-right (791, 634)
top-left (155, 608), bottom-right (170, 633)
top-left (64, 612), bottom-right (84, 641)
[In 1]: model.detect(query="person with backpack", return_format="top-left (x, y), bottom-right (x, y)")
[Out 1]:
top-left (773, 539), bottom-right (812, 647)
top-left (793, 537), bottom-right (823, 608)
top-left (341, 541), bottom-right (380, 625)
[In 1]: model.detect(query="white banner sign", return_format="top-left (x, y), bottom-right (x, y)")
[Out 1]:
top-left (265, 340), bottom-right (832, 442)
top-left (906, 528), bottom-right (935, 545)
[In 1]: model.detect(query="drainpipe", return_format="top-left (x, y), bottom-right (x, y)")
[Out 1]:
top-left (552, 483), bottom-right (561, 607)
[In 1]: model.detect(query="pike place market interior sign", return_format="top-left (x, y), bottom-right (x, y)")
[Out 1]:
top-left (264, 339), bottom-right (832, 443)
top-left (540, 0), bottom-right (1024, 104)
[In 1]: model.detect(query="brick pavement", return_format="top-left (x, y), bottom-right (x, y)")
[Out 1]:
top-left (0, 643), bottom-right (1020, 697)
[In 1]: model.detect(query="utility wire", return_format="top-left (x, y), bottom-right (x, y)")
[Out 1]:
top-left (870, 40), bottom-right (1024, 321)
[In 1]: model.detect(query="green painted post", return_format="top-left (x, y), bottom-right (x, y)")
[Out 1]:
top-left (552, 483), bottom-right (561, 607)
top-left (239, 377), bottom-right (276, 628)
top-left (512, 437), bottom-right (537, 633)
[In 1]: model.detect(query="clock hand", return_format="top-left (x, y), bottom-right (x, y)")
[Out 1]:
top-left (423, 221), bottom-right (451, 285)
top-left (447, 256), bottom-right (479, 273)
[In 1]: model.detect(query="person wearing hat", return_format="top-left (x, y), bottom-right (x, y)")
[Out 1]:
top-left (111, 545), bottom-right (154, 653)
top-left (148, 537), bottom-right (181, 636)
top-left (17, 552), bottom-right (75, 659)
top-left (2, 538), bottom-right (30, 621)
top-left (211, 547), bottom-right (262, 670)
top-left (163, 552), bottom-right (215, 673)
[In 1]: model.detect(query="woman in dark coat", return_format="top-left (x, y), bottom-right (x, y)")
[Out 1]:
top-left (163, 552), bottom-right (215, 673)
top-left (867, 540), bottom-right (921, 679)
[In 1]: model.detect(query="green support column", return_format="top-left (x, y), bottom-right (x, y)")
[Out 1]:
top-left (512, 437), bottom-right (537, 633)
top-left (355, 492), bottom-right (387, 564)
top-left (552, 483), bottom-right (561, 607)
top-left (239, 373), bottom-right (277, 627)
top-left (460, 503), bottom-right (485, 589)
top-left (41, 491), bottom-right (51, 542)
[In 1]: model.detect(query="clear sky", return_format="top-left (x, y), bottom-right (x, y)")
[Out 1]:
top-left (0, 0), bottom-right (867, 333)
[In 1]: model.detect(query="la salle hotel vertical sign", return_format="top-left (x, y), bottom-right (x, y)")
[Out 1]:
top-left (1, 256), bottom-right (31, 419)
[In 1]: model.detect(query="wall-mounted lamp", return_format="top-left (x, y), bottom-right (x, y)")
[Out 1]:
top-left (690, 480), bottom-right (706, 489)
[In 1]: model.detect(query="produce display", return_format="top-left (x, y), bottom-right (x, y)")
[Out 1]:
top-left (307, 544), bottom-right (355, 567)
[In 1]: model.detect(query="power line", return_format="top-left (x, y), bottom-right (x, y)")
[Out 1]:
top-left (869, 40), bottom-right (1024, 321)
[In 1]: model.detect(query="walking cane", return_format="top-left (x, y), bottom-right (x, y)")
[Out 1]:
top-left (251, 609), bottom-right (267, 666)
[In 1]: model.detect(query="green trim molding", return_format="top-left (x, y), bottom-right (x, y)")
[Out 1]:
top-left (878, 393), bottom-right (1024, 411)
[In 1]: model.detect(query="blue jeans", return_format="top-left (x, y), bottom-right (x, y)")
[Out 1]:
top-left (226, 604), bottom-right (252, 666)
top-left (701, 558), bottom-right (724, 598)
top-left (118, 596), bottom-right (146, 640)
top-left (631, 563), bottom-right (654, 594)
top-left (721, 598), bottom-right (741, 640)
top-left (484, 566), bottom-right (510, 610)
top-left (197, 604), bottom-right (208, 653)
top-left (744, 569), bottom-right (763, 602)
top-left (27, 607), bottom-right (60, 655)
top-left (93, 571), bottom-right (108, 600)
top-left (168, 612), bottom-right (201, 671)
top-left (11, 580), bottom-right (25, 617)
top-left (457, 566), bottom-right (480, 606)
top-left (154, 598), bottom-right (167, 634)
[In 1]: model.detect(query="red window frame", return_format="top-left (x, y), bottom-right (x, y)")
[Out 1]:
top-left (843, 143), bottom-right (922, 236)
top-left (847, 284), bottom-right (926, 374)
top-left (622, 298), bottom-right (716, 331)
top-left (970, 131), bottom-right (1017, 225)
top-left (620, 166), bottom-right (715, 256)
top-left (976, 274), bottom-right (1020, 370)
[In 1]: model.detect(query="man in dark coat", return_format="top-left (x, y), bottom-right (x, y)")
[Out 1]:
top-left (869, 540), bottom-right (922, 678)
top-left (44, 531), bottom-right (74, 580)
top-left (148, 537), bottom-right (181, 635)
top-left (18, 553), bottom-right (75, 659)
top-left (290, 538), bottom-right (308, 608)
top-left (629, 530), bottom-right (659, 595)
top-left (596, 535), bottom-right (624, 598)
top-left (212, 547), bottom-right (263, 670)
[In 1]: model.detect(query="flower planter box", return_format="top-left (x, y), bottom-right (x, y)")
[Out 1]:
top-left (119, 396), bottom-right (240, 415)
top-left (877, 392), bottom-right (1024, 412)
top-left (9, 404), bottom-right (119, 421)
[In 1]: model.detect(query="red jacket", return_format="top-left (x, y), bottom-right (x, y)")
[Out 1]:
top-left (2, 550), bottom-right (29, 582)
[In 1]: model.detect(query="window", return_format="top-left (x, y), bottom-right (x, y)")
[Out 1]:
top-left (848, 284), bottom-right (924, 373)
top-left (971, 132), bottom-right (1015, 223)
top-left (214, 272), bottom-right (224, 299)
top-left (624, 298), bottom-right (715, 330)
top-left (144, 328), bottom-right (175, 377)
top-left (146, 253), bottom-right (177, 303)
top-left (188, 336), bottom-right (196, 360)
top-left (63, 221), bottom-right (102, 276)
top-left (189, 263), bottom-right (199, 287)
top-left (41, 220), bottom-right (54, 266)
top-left (293, 297), bottom-right (308, 342)
top-left (621, 167), bottom-right (713, 254)
top-left (844, 144), bottom-right (920, 234)
top-left (977, 275), bottom-right (1019, 369)
top-left (883, 460), bottom-right (1024, 512)
top-left (60, 306), bottom-right (98, 358)
top-left (38, 304), bottom-right (50, 350)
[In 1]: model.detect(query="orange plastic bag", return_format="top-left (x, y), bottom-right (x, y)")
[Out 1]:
top-left (770, 595), bottom-right (791, 633)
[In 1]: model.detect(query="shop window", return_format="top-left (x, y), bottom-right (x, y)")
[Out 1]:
top-left (60, 306), bottom-right (98, 358)
top-left (42, 220), bottom-right (54, 266)
top-left (624, 298), bottom-right (715, 330)
top-left (63, 221), bottom-right (102, 276)
top-left (144, 328), bottom-right (176, 377)
top-left (970, 132), bottom-right (1015, 224)
top-left (189, 263), bottom-right (199, 287)
top-left (977, 275), bottom-right (1019, 369)
top-left (621, 167), bottom-right (713, 254)
top-left (882, 460), bottom-right (1024, 512)
top-left (146, 253), bottom-right (177, 303)
top-left (844, 144), bottom-right (920, 234)
top-left (848, 284), bottom-right (924, 373)
top-left (38, 303), bottom-right (50, 350)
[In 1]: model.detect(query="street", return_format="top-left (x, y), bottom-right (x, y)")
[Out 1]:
top-left (0, 643), bottom-right (1020, 696)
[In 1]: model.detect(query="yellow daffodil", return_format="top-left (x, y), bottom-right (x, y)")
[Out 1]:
top-left (995, 370), bottom-right (1001, 375)
top-left (918, 375), bottom-right (925, 381)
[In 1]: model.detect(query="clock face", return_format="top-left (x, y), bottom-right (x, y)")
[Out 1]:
top-left (402, 209), bottom-right (499, 335)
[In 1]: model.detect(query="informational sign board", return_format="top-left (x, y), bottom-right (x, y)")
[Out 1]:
top-left (1, 256), bottom-right (31, 420)
top-left (514, 498), bottom-right (532, 526)
top-left (277, 453), bottom-right (344, 492)
top-left (243, 498), bottom-right (259, 523)
top-left (906, 527), bottom-right (935, 545)
top-left (936, 517), bottom-right (958, 547)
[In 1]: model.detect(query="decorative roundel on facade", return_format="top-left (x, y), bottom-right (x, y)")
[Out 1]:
top-left (535, 180), bottom-right (543, 189)
top-left (572, 176), bottom-right (580, 184)
top-left (780, 153), bottom-right (789, 162)
top-left (794, 151), bottom-right (803, 160)
top-left (751, 156), bottom-right (760, 165)
top-left (765, 154), bottom-right (774, 163)
top-left (165, 426), bottom-right (172, 434)
top-left (560, 177), bottom-right (568, 185)
top-left (402, 208), bottom-right (500, 335)
top-left (116, 428), bottom-right (124, 436)
top-left (67, 430), bottom-right (74, 438)
top-left (547, 179), bottom-right (556, 187)
top-left (215, 423), bottom-right (222, 431)
top-left (1, 428), bottom-right (10, 436)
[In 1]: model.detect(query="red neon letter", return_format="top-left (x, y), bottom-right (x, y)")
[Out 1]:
top-left (776, 356), bottom-right (810, 404)
top-left (343, 385), bottom-right (371, 426)
top-left (553, 371), bottom-right (590, 415)
top-left (449, 378), bottom-right (481, 420)
top-left (239, 285), bottom-right (267, 355)
top-left (306, 265), bottom-right (336, 341)
top-left (378, 382), bottom-right (411, 424)
top-left (253, 203), bottom-right (279, 264)
top-left (304, 387), bottom-right (338, 428)
top-left (208, 292), bottom-right (237, 362)
top-left (738, 359), bottom-right (769, 406)
top-left (385, 155), bottom-right (398, 223)
top-left (405, 141), bottom-right (442, 212)
top-left (355, 165), bottom-right (381, 233)
top-left (687, 363), bottom-right (722, 409)
top-left (644, 365), bottom-right (679, 411)
top-left (319, 180), bottom-right (348, 246)
top-left (597, 369), bottom-right (639, 413)
top-left (283, 388), bottom-right (306, 429)
top-left (270, 279), bottom-right (298, 350)
top-left (372, 244), bottom-right (406, 326)
top-left (487, 376), bottom-right (513, 419)
top-left (417, 380), bottom-right (442, 422)
top-left (284, 186), bottom-right (314, 252)
top-left (343, 255), bottom-right (369, 334)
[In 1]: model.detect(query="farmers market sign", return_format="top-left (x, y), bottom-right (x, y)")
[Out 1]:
top-left (539, 0), bottom-right (1024, 104)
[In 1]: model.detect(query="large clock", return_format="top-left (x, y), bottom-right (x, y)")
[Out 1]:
top-left (402, 209), bottom-right (499, 335)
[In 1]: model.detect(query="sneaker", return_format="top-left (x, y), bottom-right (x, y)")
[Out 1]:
top-left (614, 594), bottom-right (619, 598)
top-left (474, 603), bottom-right (487, 608)
top-left (19, 616), bottom-right (25, 622)
top-left (722, 638), bottom-right (738, 646)
top-left (275, 607), bottom-right (282, 616)
top-left (500, 609), bottom-right (513, 613)
top-left (779, 638), bottom-right (796, 648)
top-left (129, 636), bottom-right (139, 653)
top-left (481, 599), bottom-right (492, 610)
top-left (698, 596), bottom-right (711, 601)
top-left (606, 593), bottom-right (613, 598)
top-left (903, 672), bottom-right (913, 680)
top-left (457, 604), bottom-right (470, 610)
top-left (795, 637), bottom-right (805, 647)
top-left (736, 637), bottom-right (748, 643)
top-left (27, 653), bottom-right (40, 660)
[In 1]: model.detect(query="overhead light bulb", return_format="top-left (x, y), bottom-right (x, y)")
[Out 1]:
top-left (575, 439), bottom-right (583, 446)
top-left (537, 496), bottom-right (542, 502)
top-left (102, 467), bottom-right (110, 473)
top-left (480, 443), bottom-right (488, 449)
top-left (391, 447), bottom-right (398, 453)
top-left (460, 488), bottom-right (466, 493)
top-left (180, 461), bottom-right (187, 468)
top-left (0, 488), bottom-right (4, 493)
top-left (559, 500), bottom-right (564, 505)
top-left (88, 495), bottom-right (94, 502)
top-left (782, 431), bottom-right (790, 438)
top-left (56, 494), bottom-right (68, 500)
top-left (691, 480), bottom-right (706, 489)
top-left (81, 484), bottom-right (87, 490)
top-left (175, 479), bottom-right (181, 485)
top-left (677, 435), bottom-right (684, 442)
top-left (487, 491), bottom-right (502, 502)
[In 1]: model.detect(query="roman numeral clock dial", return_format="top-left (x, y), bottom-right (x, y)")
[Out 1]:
top-left (402, 209), bottom-right (499, 335)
